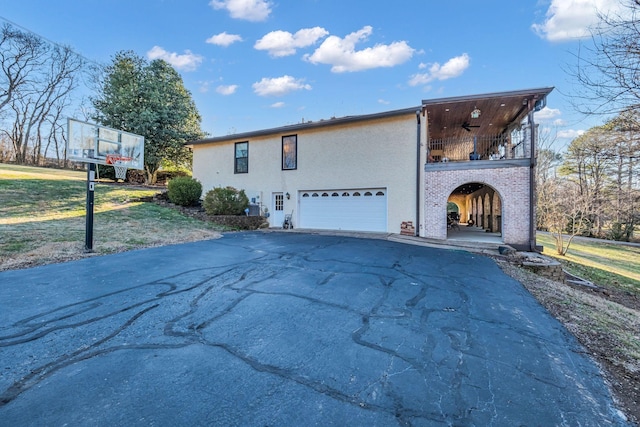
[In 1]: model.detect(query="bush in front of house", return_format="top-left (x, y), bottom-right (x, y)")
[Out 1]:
top-left (203, 186), bottom-right (249, 215)
top-left (167, 176), bottom-right (203, 206)
top-left (208, 215), bottom-right (268, 230)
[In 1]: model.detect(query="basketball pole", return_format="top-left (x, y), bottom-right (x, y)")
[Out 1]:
top-left (67, 119), bottom-right (144, 253)
top-left (85, 161), bottom-right (96, 252)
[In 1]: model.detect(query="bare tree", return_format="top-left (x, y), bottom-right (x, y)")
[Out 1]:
top-left (570, 0), bottom-right (640, 115)
top-left (0, 24), bottom-right (46, 113)
top-left (43, 102), bottom-right (68, 167)
top-left (0, 24), bottom-right (83, 164)
top-left (535, 126), bottom-right (563, 231)
top-left (538, 177), bottom-right (591, 255)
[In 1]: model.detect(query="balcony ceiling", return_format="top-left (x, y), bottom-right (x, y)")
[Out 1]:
top-left (422, 87), bottom-right (554, 141)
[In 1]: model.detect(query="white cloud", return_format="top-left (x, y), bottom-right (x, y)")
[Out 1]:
top-left (252, 75), bottom-right (312, 96)
top-left (532, 0), bottom-right (624, 42)
top-left (557, 129), bottom-right (585, 139)
top-left (304, 26), bottom-right (415, 73)
top-left (255, 27), bottom-right (329, 57)
top-left (270, 102), bottom-right (286, 108)
top-left (216, 84), bottom-right (239, 95)
top-left (378, 99), bottom-right (390, 105)
top-left (146, 46), bottom-right (203, 71)
top-left (206, 32), bottom-right (243, 47)
top-left (535, 106), bottom-right (562, 122)
top-left (209, 0), bottom-right (272, 22)
top-left (408, 54), bottom-right (470, 86)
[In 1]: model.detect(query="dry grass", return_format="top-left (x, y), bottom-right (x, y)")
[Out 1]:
top-left (537, 232), bottom-right (640, 294)
top-left (0, 164), bottom-right (223, 270)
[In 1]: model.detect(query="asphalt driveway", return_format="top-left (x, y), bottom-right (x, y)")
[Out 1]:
top-left (0, 232), bottom-right (629, 426)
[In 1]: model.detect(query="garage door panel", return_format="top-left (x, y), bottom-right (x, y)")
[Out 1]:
top-left (299, 189), bottom-right (387, 232)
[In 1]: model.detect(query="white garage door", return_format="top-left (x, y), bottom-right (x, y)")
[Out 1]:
top-left (299, 189), bottom-right (387, 232)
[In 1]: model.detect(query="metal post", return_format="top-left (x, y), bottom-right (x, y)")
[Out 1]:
top-left (415, 110), bottom-right (421, 237)
top-left (85, 162), bottom-right (96, 252)
top-left (528, 104), bottom-right (537, 252)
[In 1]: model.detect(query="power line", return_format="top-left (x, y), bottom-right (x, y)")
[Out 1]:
top-left (0, 15), bottom-right (103, 67)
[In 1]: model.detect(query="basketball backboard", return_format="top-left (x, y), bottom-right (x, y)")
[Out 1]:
top-left (67, 118), bottom-right (144, 170)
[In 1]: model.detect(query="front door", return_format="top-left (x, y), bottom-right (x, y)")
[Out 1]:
top-left (272, 193), bottom-right (284, 227)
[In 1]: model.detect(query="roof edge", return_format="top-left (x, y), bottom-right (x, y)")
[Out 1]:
top-left (421, 87), bottom-right (554, 106)
top-left (190, 106), bottom-right (420, 146)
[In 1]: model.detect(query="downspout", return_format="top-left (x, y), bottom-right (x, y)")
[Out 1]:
top-left (416, 109), bottom-right (421, 237)
top-left (528, 102), bottom-right (536, 252)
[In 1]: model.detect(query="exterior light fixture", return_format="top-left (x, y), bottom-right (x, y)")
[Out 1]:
top-left (286, 192), bottom-right (290, 199)
top-left (471, 107), bottom-right (481, 119)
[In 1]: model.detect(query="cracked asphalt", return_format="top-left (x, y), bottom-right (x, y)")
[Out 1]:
top-left (0, 232), bottom-right (629, 426)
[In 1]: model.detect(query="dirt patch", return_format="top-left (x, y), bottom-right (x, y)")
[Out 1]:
top-left (498, 260), bottom-right (639, 425)
top-left (0, 242), bottom-right (88, 270)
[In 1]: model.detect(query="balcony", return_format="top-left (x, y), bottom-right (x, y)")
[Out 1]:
top-left (426, 127), bottom-right (533, 168)
top-left (421, 87), bottom-right (551, 169)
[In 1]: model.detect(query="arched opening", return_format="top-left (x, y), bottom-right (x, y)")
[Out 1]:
top-left (446, 182), bottom-right (503, 243)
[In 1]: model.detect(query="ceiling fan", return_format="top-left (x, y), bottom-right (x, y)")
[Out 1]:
top-left (461, 121), bottom-right (480, 132)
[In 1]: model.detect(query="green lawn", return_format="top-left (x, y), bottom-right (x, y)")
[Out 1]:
top-left (0, 163), bottom-right (223, 270)
top-left (537, 232), bottom-right (640, 294)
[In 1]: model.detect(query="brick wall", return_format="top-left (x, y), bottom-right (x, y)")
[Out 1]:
top-left (423, 164), bottom-right (531, 247)
top-left (400, 221), bottom-right (415, 236)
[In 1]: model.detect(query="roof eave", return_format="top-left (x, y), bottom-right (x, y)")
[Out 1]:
top-left (421, 86), bottom-right (554, 106)
top-left (189, 106), bottom-right (420, 146)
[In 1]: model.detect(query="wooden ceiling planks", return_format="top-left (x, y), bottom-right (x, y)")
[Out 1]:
top-left (422, 87), bottom-right (554, 141)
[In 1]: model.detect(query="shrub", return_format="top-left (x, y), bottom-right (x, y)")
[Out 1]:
top-left (203, 186), bottom-right (249, 215)
top-left (167, 176), bottom-right (203, 206)
top-left (97, 164), bottom-right (117, 181)
top-left (609, 222), bottom-right (633, 242)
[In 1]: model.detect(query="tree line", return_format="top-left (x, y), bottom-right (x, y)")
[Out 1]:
top-left (537, 112), bottom-right (640, 252)
top-left (536, 0), bottom-right (640, 251)
top-left (0, 23), bottom-right (203, 184)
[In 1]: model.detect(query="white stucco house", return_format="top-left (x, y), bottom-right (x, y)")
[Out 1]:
top-left (190, 87), bottom-right (553, 251)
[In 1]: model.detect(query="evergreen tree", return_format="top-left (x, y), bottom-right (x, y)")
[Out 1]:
top-left (92, 51), bottom-right (203, 184)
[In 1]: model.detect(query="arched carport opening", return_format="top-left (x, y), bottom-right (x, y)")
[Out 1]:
top-left (446, 182), bottom-right (503, 243)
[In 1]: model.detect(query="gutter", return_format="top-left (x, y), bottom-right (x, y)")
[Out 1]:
top-left (416, 110), bottom-right (421, 237)
top-left (528, 105), bottom-right (536, 252)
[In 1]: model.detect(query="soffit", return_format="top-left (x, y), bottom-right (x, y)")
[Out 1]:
top-left (422, 87), bottom-right (554, 141)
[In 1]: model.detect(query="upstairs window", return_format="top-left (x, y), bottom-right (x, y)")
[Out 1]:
top-left (282, 135), bottom-right (297, 170)
top-left (235, 142), bottom-right (248, 173)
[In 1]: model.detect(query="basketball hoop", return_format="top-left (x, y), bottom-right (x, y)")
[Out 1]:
top-left (106, 154), bottom-right (132, 180)
top-left (67, 119), bottom-right (145, 252)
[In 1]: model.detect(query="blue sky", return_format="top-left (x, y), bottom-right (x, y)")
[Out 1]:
top-left (0, 0), bottom-right (624, 149)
